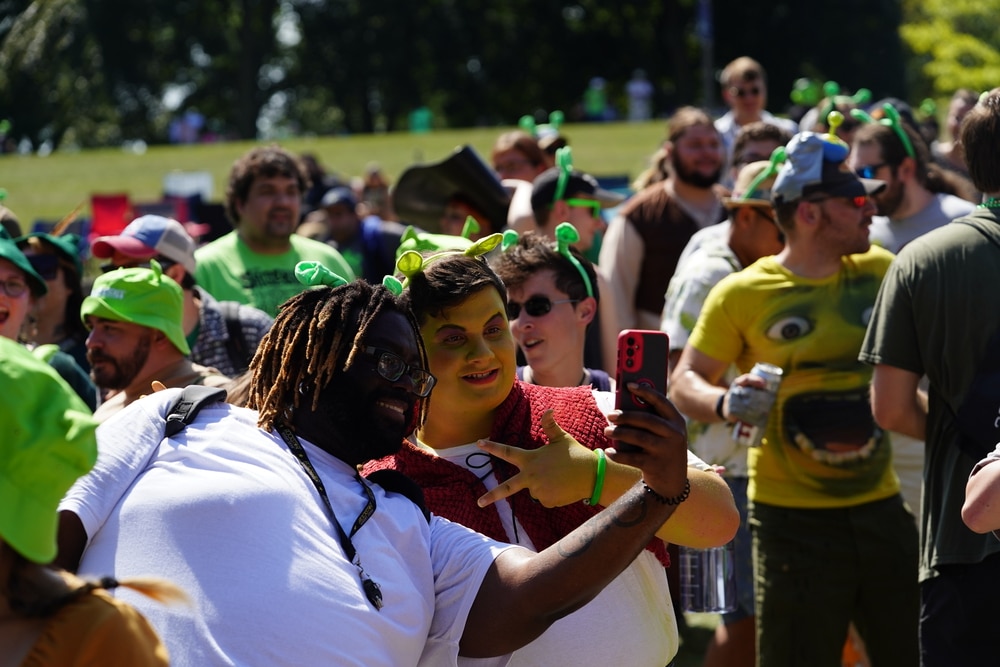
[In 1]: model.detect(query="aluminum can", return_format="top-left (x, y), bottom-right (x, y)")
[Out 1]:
top-left (731, 362), bottom-right (783, 447)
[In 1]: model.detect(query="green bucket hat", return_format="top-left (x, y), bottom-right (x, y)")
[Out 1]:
top-left (81, 259), bottom-right (190, 355)
top-left (0, 229), bottom-right (46, 296)
top-left (0, 337), bottom-right (98, 563)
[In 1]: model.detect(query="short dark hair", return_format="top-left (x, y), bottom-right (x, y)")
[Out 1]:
top-left (405, 255), bottom-right (507, 326)
top-left (961, 89), bottom-right (1000, 194)
top-left (852, 122), bottom-right (931, 186)
top-left (225, 145), bottom-right (309, 226)
top-left (490, 232), bottom-right (598, 304)
top-left (492, 130), bottom-right (546, 168)
top-left (732, 122), bottom-right (793, 168)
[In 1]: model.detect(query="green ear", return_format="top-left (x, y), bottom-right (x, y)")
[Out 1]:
top-left (461, 216), bottom-right (481, 240)
top-left (466, 232), bottom-right (503, 257)
top-left (501, 229), bottom-right (520, 251)
top-left (296, 261), bottom-right (349, 288)
top-left (554, 222), bottom-right (593, 298)
top-left (382, 275), bottom-right (403, 295)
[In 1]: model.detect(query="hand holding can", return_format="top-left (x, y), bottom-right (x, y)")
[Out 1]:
top-left (729, 363), bottom-right (783, 447)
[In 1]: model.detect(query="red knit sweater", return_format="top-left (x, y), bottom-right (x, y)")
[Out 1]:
top-left (364, 381), bottom-right (670, 567)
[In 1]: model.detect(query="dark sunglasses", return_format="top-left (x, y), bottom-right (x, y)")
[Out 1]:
top-left (362, 346), bottom-right (436, 397)
top-left (507, 296), bottom-right (579, 319)
top-left (806, 195), bottom-right (870, 209)
top-left (27, 254), bottom-right (60, 281)
top-left (854, 163), bottom-right (887, 179)
top-left (729, 86), bottom-right (761, 98)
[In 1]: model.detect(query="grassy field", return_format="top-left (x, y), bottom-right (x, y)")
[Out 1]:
top-left (0, 120), bottom-right (667, 228)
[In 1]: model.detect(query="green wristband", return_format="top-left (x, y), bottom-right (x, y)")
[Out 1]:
top-left (585, 448), bottom-right (607, 506)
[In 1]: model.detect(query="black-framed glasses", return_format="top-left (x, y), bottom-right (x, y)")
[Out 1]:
top-left (507, 296), bottom-right (579, 319)
top-left (361, 346), bottom-right (436, 397)
top-left (0, 277), bottom-right (29, 298)
top-left (854, 163), bottom-right (887, 179)
top-left (27, 254), bottom-right (60, 281)
top-left (729, 86), bottom-right (761, 98)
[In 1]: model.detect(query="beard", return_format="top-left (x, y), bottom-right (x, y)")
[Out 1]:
top-left (671, 151), bottom-right (722, 189)
top-left (87, 332), bottom-right (151, 390)
top-left (874, 179), bottom-right (904, 218)
top-left (309, 377), bottom-right (419, 467)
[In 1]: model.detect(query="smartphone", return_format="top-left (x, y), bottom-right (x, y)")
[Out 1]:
top-left (614, 330), bottom-right (669, 451)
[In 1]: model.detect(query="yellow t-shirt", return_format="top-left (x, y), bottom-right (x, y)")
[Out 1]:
top-left (689, 248), bottom-right (899, 508)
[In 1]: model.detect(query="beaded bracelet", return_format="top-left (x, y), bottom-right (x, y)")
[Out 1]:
top-left (643, 479), bottom-right (691, 506)
top-left (584, 448), bottom-right (607, 506)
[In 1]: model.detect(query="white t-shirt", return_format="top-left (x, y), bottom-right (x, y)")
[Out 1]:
top-left (60, 390), bottom-right (513, 667)
top-left (415, 389), bottom-right (703, 667)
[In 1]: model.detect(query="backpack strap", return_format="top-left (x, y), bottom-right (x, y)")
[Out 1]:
top-left (218, 300), bottom-right (252, 375)
top-left (364, 468), bottom-right (431, 523)
top-left (165, 385), bottom-right (228, 437)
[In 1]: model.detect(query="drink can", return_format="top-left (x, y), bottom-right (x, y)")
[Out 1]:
top-left (732, 362), bottom-right (783, 447)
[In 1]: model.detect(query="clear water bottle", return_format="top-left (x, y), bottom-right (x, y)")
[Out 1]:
top-left (679, 541), bottom-right (738, 613)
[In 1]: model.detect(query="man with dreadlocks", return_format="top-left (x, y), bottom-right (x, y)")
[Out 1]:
top-left (55, 262), bottom-right (698, 667)
top-left (365, 251), bottom-right (739, 666)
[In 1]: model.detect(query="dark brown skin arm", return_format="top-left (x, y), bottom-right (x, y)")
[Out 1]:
top-left (53, 510), bottom-right (87, 573)
top-left (460, 383), bottom-right (689, 657)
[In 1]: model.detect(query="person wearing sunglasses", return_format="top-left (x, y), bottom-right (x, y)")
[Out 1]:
top-left (366, 251), bottom-right (738, 667)
top-left (672, 132), bottom-right (919, 667)
top-left (713, 57), bottom-right (798, 188)
top-left (58, 266), bottom-right (730, 666)
top-left (0, 229), bottom-right (97, 411)
top-left (492, 231), bottom-right (611, 391)
top-left (16, 231), bottom-right (91, 373)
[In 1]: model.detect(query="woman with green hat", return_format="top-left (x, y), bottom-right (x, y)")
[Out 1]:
top-left (0, 337), bottom-right (177, 665)
top-left (0, 230), bottom-right (96, 411)
top-left (16, 231), bottom-right (90, 373)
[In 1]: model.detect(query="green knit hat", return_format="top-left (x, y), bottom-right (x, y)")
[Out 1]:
top-left (0, 337), bottom-right (97, 563)
top-left (81, 259), bottom-right (190, 355)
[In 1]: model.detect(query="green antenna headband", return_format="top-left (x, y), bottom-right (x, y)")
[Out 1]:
top-left (499, 223), bottom-right (594, 299)
top-left (850, 103), bottom-right (916, 160)
top-left (739, 146), bottom-right (787, 202)
top-left (552, 146), bottom-right (573, 203)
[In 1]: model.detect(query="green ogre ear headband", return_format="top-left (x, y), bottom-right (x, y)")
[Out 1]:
top-left (499, 222), bottom-right (594, 299)
top-left (552, 146), bottom-right (573, 203)
top-left (382, 232), bottom-right (504, 295)
top-left (296, 261), bottom-right (350, 288)
top-left (850, 102), bottom-right (916, 159)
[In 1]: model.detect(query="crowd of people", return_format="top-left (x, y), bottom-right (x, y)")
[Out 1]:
top-left (3, 54), bottom-right (999, 667)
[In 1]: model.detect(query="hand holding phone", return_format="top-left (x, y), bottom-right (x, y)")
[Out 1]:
top-left (614, 330), bottom-right (669, 451)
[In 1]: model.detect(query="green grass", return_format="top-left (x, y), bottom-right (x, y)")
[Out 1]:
top-left (0, 120), bottom-right (666, 228)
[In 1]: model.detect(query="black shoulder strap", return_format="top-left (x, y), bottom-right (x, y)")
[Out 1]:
top-left (218, 300), bottom-right (252, 375)
top-left (364, 469), bottom-right (431, 523)
top-left (165, 385), bottom-right (228, 437)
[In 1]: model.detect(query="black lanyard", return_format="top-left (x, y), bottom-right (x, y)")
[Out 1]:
top-left (275, 422), bottom-right (384, 611)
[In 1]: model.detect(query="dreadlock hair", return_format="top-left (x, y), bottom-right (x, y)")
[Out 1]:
top-left (404, 254), bottom-right (508, 327)
top-left (247, 280), bottom-right (427, 431)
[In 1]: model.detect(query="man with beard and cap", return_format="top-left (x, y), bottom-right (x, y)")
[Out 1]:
top-left (670, 131), bottom-right (919, 667)
top-left (599, 106), bottom-right (727, 331)
top-left (195, 145), bottom-right (354, 317)
top-left (81, 262), bottom-right (228, 421)
top-left (56, 261), bottom-right (703, 666)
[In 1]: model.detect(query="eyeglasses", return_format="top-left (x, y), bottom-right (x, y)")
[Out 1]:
top-left (729, 86), bottom-right (761, 98)
top-left (507, 296), bottom-right (579, 319)
top-left (27, 254), bottom-right (60, 281)
top-left (806, 195), bottom-right (870, 209)
top-left (564, 198), bottom-right (602, 218)
top-left (854, 163), bottom-right (887, 179)
top-left (361, 346), bottom-right (436, 397)
top-left (0, 278), bottom-right (29, 298)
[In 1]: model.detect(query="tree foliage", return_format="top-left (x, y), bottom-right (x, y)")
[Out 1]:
top-left (900, 0), bottom-right (1000, 99)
